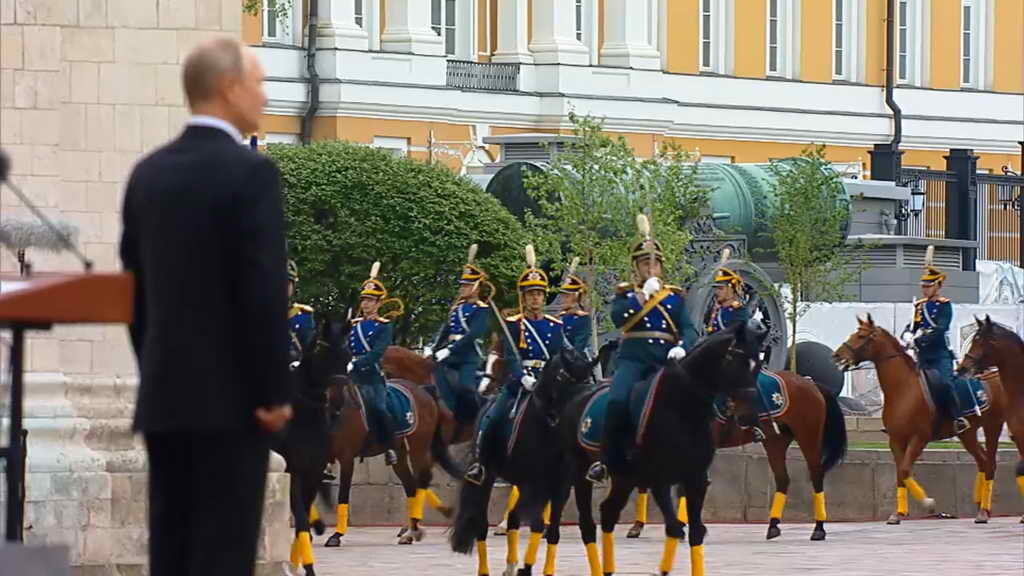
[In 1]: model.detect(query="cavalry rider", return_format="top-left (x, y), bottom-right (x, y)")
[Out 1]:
top-left (288, 259), bottom-right (316, 367)
top-left (464, 245), bottom-right (565, 485)
top-left (587, 215), bottom-right (698, 484)
top-left (425, 245), bottom-right (491, 425)
top-left (900, 247), bottom-right (970, 434)
top-left (347, 262), bottom-right (399, 466)
top-left (558, 257), bottom-right (593, 359)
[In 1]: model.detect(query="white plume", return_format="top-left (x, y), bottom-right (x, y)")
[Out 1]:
top-left (924, 245), bottom-right (935, 267)
top-left (636, 214), bottom-right (651, 238)
top-left (525, 244), bottom-right (536, 268)
top-left (718, 246), bottom-right (732, 267)
top-left (567, 256), bottom-right (579, 276)
top-left (369, 261), bottom-right (381, 279)
top-left (467, 243), bottom-right (478, 264)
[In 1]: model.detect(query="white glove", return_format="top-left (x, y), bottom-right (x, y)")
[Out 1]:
top-left (900, 331), bottom-right (915, 347)
top-left (346, 360), bottom-right (354, 373)
top-left (642, 277), bottom-right (663, 298)
top-left (434, 348), bottom-right (451, 362)
top-left (289, 360), bottom-right (301, 372)
top-left (422, 345), bottom-right (434, 358)
top-left (668, 346), bottom-right (687, 361)
top-left (521, 374), bottom-right (537, 392)
top-left (477, 375), bottom-right (493, 395)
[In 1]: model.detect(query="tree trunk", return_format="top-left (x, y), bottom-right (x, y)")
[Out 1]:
top-left (789, 295), bottom-right (799, 373)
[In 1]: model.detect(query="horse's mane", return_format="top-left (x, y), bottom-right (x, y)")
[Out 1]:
top-left (984, 322), bottom-right (1024, 351)
top-left (870, 323), bottom-right (919, 374)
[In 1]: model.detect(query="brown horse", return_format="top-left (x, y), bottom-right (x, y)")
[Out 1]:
top-left (319, 321), bottom-right (461, 548)
top-left (957, 315), bottom-right (1024, 523)
top-left (626, 370), bottom-right (847, 541)
top-left (833, 314), bottom-right (1006, 524)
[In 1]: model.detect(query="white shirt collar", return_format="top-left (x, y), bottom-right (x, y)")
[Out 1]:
top-left (187, 115), bottom-right (244, 144)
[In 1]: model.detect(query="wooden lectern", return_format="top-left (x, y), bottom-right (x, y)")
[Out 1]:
top-left (0, 273), bottom-right (133, 542)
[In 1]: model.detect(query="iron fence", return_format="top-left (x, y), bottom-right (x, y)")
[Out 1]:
top-left (897, 169), bottom-right (954, 239)
top-left (446, 60), bottom-right (520, 92)
top-left (977, 173), bottom-right (1024, 264)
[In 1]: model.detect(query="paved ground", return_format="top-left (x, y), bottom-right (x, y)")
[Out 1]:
top-left (306, 517), bottom-right (1023, 575)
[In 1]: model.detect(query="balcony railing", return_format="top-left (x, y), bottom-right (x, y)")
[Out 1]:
top-left (446, 60), bottom-right (520, 92)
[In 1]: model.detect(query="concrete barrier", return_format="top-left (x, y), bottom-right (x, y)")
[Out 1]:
top-left (315, 447), bottom-right (1023, 528)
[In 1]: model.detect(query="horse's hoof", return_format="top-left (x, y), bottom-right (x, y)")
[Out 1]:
top-left (975, 509), bottom-right (990, 524)
top-left (303, 564), bottom-right (316, 576)
top-left (810, 529), bottom-right (826, 541)
top-left (1019, 515), bottom-right (1023, 524)
top-left (398, 527), bottom-right (424, 544)
top-left (503, 563), bottom-right (518, 576)
top-left (516, 565), bottom-right (533, 576)
top-left (437, 505), bottom-right (454, 519)
top-left (396, 526), bottom-right (408, 538)
top-left (311, 519), bottom-right (326, 536)
top-left (922, 498), bottom-right (936, 515)
top-left (324, 532), bottom-right (344, 547)
top-left (494, 520), bottom-right (508, 536)
top-left (626, 521), bottom-right (644, 539)
top-left (886, 514), bottom-right (903, 525)
top-left (766, 523), bottom-right (781, 540)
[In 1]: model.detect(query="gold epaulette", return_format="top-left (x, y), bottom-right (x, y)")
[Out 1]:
top-left (574, 310), bottom-right (590, 316)
top-left (913, 297), bottom-right (928, 306)
top-left (666, 284), bottom-right (686, 295)
top-left (729, 301), bottom-right (743, 309)
top-left (544, 314), bottom-right (563, 324)
top-left (935, 296), bottom-right (950, 303)
top-left (294, 303), bottom-right (314, 313)
top-left (377, 317), bottom-right (391, 323)
top-left (616, 282), bottom-right (634, 294)
top-left (506, 313), bottom-right (523, 322)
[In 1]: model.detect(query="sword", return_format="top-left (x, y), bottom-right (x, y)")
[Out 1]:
top-left (488, 299), bottom-right (523, 367)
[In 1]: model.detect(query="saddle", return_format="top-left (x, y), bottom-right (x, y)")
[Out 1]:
top-left (712, 370), bottom-right (790, 426)
top-left (432, 365), bottom-right (481, 424)
top-left (480, 392), bottom-right (533, 463)
top-left (919, 369), bottom-right (989, 420)
top-left (576, 372), bottom-right (663, 451)
top-left (350, 380), bottom-right (419, 440)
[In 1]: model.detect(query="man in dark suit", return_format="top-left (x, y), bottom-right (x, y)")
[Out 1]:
top-left (119, 37), bottom-right (293, 576)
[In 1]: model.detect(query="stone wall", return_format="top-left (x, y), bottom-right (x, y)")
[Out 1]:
top-left (0, 1), bottom-right (291, 572)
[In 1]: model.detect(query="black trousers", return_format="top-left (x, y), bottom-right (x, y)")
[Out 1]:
top-left (145, 429), bottom-right (270, 576)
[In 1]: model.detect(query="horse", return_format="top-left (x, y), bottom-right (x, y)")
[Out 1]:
top-left (957, 315), bottom-right (1024, 523)
top-left (317, 318), bottom-right (462, 547)
top-left (627, 370), bottom-right (848, 542)
top-left (450, 347), bottom-right (597, 576)
top-left (833, 314), bottom-right (1006, 524)
top-left (271, 331), bottom-right (334, 576)
top-left (561, 320), bottom-right (767, 576)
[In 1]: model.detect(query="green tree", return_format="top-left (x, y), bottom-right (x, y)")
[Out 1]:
top-left (243, 0), bottom-right (293, 22)
top-left (765, 145), bottom-right (862, 371)
top-left (522, 112), bottom-right (709, 342)
top-left (267, 141), bottom-right (541, 345)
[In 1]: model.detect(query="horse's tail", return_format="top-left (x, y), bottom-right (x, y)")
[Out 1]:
top-left (431, 419), bottom-right (464, 479)
top-left (449, 479), bottom-right (491, 554)
top-left (815, 380), bottom-right (848, 473)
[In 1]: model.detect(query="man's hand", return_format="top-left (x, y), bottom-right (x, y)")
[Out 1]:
top-left (900, 331), bottom-right (916, 348)
top-left (422, 346), bottom-right (434, 359)
top-left (521, 374), bottom-right (537, 392)
top-left (255, 404), bottom-right (293, 433)
top-left (477, 375), bottom-right (493, 395)
top-left (642, 277), bottom-right (662, 299)
top-left (346, 360), bottom-right (354, 373)
top-left (434, 348), bottom-right (452, 362)
top-left (668, 346), bottom-right (687, 361)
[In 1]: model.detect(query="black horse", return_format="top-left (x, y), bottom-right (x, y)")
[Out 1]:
top-left (561, 320), bottom-right (767, 576)
top-left (450, 347), bottom-right (598, 576)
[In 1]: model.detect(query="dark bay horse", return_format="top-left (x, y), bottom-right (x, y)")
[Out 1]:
top-left (834, 315), bottom-right (1006, 524)
top-left (450, 347), bottom-right (597, 576)
top-left (958, 315), bottom-right (1024, 522)
top-left (629, 371), bottom-right (848, 541)
top-left (317, 320), bottom-right (461, 547)
top-left (562, 320), bottom-right (766, 576)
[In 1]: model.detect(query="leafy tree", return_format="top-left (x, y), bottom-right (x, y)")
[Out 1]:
top-left (243, 0), bottom-right (293, 22)
top-left (267, 141), bottom-right (544, 345)
top-left (765, 145), bottom-right (862, 371)
top-left (522, 113), bottom-right (709, 341)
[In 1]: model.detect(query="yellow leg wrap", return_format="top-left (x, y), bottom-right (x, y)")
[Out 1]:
top-left (336, 503), bottom-right (349, 535)
top-left (982, 479), bottom-right (994, 512)
top-left (525, 531), bottom-right (543, 566)
top-left (543, 502), bottom-right (552, 525)
top-left (1017, 475), bottom-right (1024, 497)
top-left (677, 496), bottom-right (689, 524)
top-left (585, 542), bottom-right (601, 576)
top-left (636, 492), bottom-right (649, 524)
top-left (658, 535), bottom-right (679, 574)
top-left (506, 529), bottom-right (520, 567)
top-left (298, 531), bottom-right (315, 566)
top-left (769, 491), bottom-right (787, 520)
top-left (506, 486), bottom-right (521, 515)
top-left (407, 496), bottom-right (420, 522)
top-left (690, 544), bottom-right (705, 576)
top-left (476, 540), bottom-right (490, 576)
top-left (813, 492), bottom-right (827, 522)
top-left (973, 472), bottom-right (985, 504)
top-left (543, 543), bottom-right (557, 575)
top-left (905, 477), bottom-right (928, 502)
top-left (896, 487), bottom-right (908, 516)
top-left (414, 489), bottom-right (427, 520)
top-left (426, 489), bottom-right (444, 509)
top-left (601, 532), bottom-right (615, 575)
top-left (289, 536), bottom-right (301, 567)
top-left (309, 503), bottom-right (320, 525)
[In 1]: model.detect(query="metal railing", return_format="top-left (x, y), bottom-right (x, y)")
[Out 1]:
top-left (897, 169), bottom-right (954, 239)
top-left (977, 173), bottom-right (1024, 264)
top-left (446, 60), bottom-right (520, 92)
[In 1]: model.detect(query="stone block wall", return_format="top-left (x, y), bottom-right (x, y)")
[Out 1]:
top-left (0, 1), bottom-right (291, 572)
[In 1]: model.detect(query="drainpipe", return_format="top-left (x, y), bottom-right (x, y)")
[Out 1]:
top-left (869, 0), bottom-right (903, 181)
top-left (301, 2), bottom-right (320, 145)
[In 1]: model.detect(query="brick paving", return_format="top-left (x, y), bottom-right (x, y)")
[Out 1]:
top-left (306, 517), bottom-right (1023, 575)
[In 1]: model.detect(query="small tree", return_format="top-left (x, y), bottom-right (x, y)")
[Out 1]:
top-left (267, 141), bottom-right (541, 344)
top-left (523, 113), bottom-right (709, 343)
top-left (765, 145), bottom-right (862, 371)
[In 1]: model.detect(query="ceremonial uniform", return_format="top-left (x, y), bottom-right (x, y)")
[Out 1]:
top-left (288, 261), bottom-right (316, 365)
top-left (706, 301), bottom-right (748, 335)
top-left (558, 265), bottom-right (593, 357)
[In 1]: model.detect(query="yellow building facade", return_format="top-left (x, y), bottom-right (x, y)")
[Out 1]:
top-left (246, 0), bottom-right (1023, 175)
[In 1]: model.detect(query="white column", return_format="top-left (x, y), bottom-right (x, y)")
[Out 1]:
top-left (380, 0), bottom-right (444, 55)
top-left (492, 0), bottom-right (533, 63)
top-left (455, 0), bottom-right (477, 60)
top-left (601, 0), bottom-right (660, 69)
top-left (367, 0), bottom-right (382, 50)
top-left (529, 0), bottom-right (589, 65)
top-left (317, 0), bottom-right (370, 50)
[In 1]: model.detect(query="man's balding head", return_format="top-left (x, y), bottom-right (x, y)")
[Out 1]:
top-left (182, 37), bottom-right (266, 135)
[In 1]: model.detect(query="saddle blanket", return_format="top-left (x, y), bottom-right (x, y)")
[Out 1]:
top-left (713, 370), bottom-right (790, 425)
top-left (577, 373), bottom-right (663, 450)
top-left (922, 371), bottom-right (990, 417)
top-left (354, 380), bottom-right (418, 438)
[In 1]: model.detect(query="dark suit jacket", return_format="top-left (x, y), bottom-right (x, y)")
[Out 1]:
top-left (120, 125), bottom-right (290, 431)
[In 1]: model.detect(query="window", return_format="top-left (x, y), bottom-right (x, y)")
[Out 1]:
top-left (833, 0), bottom-right (845, 78)
top-left (575, 0), bottom-right (584, 42)
top-left (262, 0), bottom-right (295, 44)
top-left (700, 0), bottom-right (713, 70)
top-left (897, 0), bottom-right (909, 81)
top-left (373, 136), bottom-right (409, 158)
top-left (431, 0), bottom-right (456, 56)
top-left (767, 0), bottom-right (779, 74)
top-left (961, 0), bottom-right (973, 85)
top-left (354, 0), bottom-right (363, 28)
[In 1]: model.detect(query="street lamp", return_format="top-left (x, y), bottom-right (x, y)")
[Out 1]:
top-left (896, 179), bottom-right (926, 234)
top-left (998, 164), bottom-right (1023, 269)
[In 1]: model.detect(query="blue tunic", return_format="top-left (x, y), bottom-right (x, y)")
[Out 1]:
top-left (433, 299), bottom-right (491, 421)
top-left (706, 300), bottom-right (749, 335)
top-left (560, 310), bottom-right (593, 358)
top-left (288, 303), bottom-right (316, 363)
top-left (349, 316), bottom-right (394, 445)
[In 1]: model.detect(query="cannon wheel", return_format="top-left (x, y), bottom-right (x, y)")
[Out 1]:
top-left (687, 259), bottom-right (788, 372)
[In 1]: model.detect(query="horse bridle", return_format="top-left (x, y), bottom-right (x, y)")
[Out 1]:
top-left (835, 327), bottom-right (904, 369)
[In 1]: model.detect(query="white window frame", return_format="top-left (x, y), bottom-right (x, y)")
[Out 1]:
top-left (832, 0), bottom-right (859, 81)
top-left (575, 0), bottom-right (584, 42)
top-left (896, 0), bottom-right (927, 87)
top-left (960, 0), bottom-right (990, 89)
top-left (354, 0), bottom-right (363, 29)
top-left (431, 0), bottom-right (457, 56)
top-left (372, 136), bottom-right (409, 158)
top-left (765, 0), bottom-right (798, 79)
top-left (767, 0), bottom-right (780, 75)
top-left (699, 0), bottom-right (732, 74)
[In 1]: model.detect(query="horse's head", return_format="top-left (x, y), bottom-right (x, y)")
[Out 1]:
top-left (667, 319), bottom-right (767, 405)
top-left (833, 314), bottom-right (901, 372)
top-left (533, 347), bottom-right (598, 422)
top-left (958, 315), bottom-right (1020, 376)
top-left (312, 314), bottom-right (353, 415)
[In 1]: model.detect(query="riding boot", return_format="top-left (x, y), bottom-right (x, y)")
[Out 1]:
top-left (376, 406), bottom-right (399, 466)
top-left (466, 397), bottom-right (500, 485)
top-left (947, 381), bottom-right (970, 434)
top-left (588, 400), bottom-right (626, 483)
